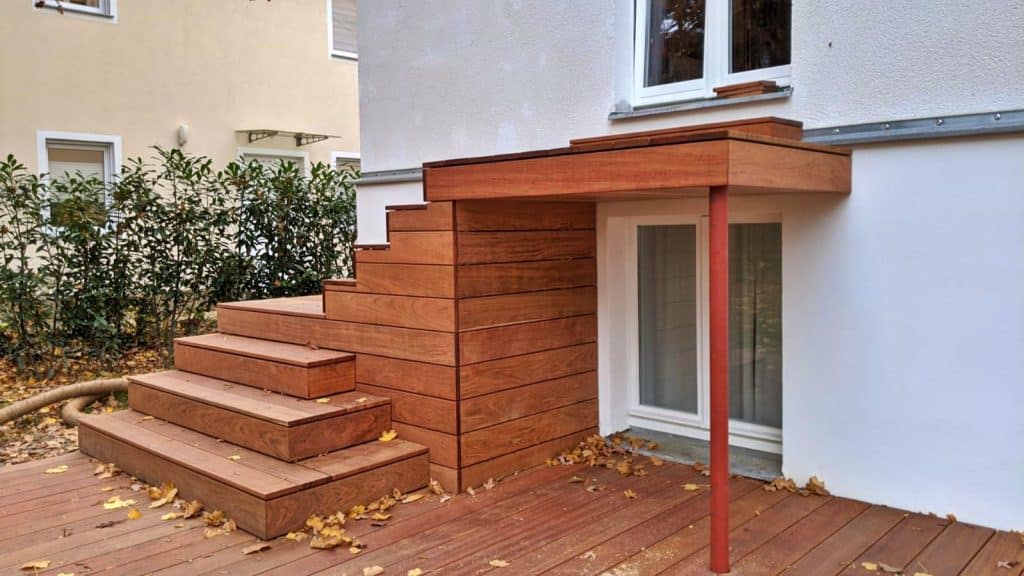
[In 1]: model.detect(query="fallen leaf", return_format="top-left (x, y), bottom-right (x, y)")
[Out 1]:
top-left (440, 494), bottom-right (452, 503)
top-left (379, 429), bottom-right (398, 442)
top-left (804, 475), bottom-right (830, 496)
top-left (489, 559), bottom-right (510, 568)
top-left (161, 512), bottom-right (184, 521)
top-left (203, 510), bottom-right (226, 526)
top-left (861, 562), bottom-right (879, 571)
top-left (569, 475), bottom-right (585, 484)
top-left (315, 398), bottom-right (331, 404)
top-left (310, 526), bottom-right (351, 549)
top-left (103, 496), bottom-right (137, 510)
top-left (466, 486), bottom-right (476, 497)
top-left (306, 515), bottom-right (326, 532)
top-left (363, 567), bottom-right (384, 576)
top-left (139, 415), bottom-right (154, 421)
top-left (429, 478), bottom-right (444, 495)
top-left (402, 493), bottom-right (424, 504)
top-left (683, 483), bottom-right (700, 492)
top-left (913, 572), bottom-right (935, 576)
top-left (350, 546), bottom-right (363, 554)
top-left (878, 562), bottom-right (902, 574)
top-left (285, 531), bottom-right (308, 542)
top-left (242, 542), bottom-right (271, 555)
top-left (100, 486), bottom-right (115, 492)
top-left (371, 512), bottom-right (391, 521)
top-left (44, 465), bottom-right (69, 474)
top-left (227, 455), bottom-right (242, 461)
top-left (182, 500), bottom-right (203, 519)
top-left (946, 513), bottom-right (958, 523)
top-left (149, 486), bottom-right (178, 509)
top-left (483, 477), bottom-right (497, 490)
top-left (624, 489), bottom-right (637, 499)
top-left (408, 569), bottom-right (424, 576)
top-left (997, 560), bottom-right (1021, 569)
top-left (650, 456), bottom-right (664, 467)
top-left (127, 508), bottom-right (142, 520)
top-left (20, 560), bottom-right (51, 570)
top-left (57, 573), bottom-right (75, 576)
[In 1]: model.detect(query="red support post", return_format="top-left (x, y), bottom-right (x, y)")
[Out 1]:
top-left (709, 185), bottom-right (730, 573)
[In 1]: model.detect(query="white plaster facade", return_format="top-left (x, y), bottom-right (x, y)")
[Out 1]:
top-left (355, 1), bottom-right (1024, 530)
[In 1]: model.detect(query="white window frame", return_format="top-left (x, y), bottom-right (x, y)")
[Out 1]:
top-left (623, 211), bottom-right (784, 453)
top-left (326, 0), bottom-right (357, 60)
top-left (37, 130), bottom-right (121, 185)
top-left (35, 0), bottom-right (118, 21)
top-left (238, 147), bottom-right (311, 176)
top-left (633, 0), bottom-right (791, 108)
top-left (330, 151), bottom-right (360, 170)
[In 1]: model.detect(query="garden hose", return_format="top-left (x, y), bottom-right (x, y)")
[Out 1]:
top-left (0, 378), bottom-right (127, 426)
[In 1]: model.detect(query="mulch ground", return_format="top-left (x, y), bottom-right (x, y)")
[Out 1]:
top-left (0, 348), bottom-right (165, 466)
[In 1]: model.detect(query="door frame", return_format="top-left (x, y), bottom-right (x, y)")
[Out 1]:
top-left (619, 209), bottom-right (784, 454)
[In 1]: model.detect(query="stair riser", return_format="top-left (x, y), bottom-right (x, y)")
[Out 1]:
top-left (129, 383), bottom-right (391, 461)
top-left (174, 343), bottom-right (354, 398)
top-left (79, 425), bottom-right (428, 539)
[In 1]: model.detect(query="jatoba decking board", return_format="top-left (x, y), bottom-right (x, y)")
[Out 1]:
top-left (5, 453), bottom-right (1018, 575)
top-left (458, 342), bottom-right (597, 398)
top-left (455, 200), bottom-right (596, 231)
top-left (458, 286), bottom-right (597, 331)
top-left (355, 231), bottom-right (456, 265)
top-left (456, 258), bottom-right (596, 297)
top-left (323, 291), bottom-right (456, 331)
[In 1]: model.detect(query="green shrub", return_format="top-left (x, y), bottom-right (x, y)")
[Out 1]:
top-left (0, 149), bottom-right (357, 372)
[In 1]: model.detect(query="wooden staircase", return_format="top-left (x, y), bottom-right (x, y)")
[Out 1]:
top-left (78, 199), bottom-right (599, 538)
top-left (78, 331), bottom-right (429, 539)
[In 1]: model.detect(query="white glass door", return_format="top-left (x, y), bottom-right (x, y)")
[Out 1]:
top-left (627, 216), bottom-right (783, 452)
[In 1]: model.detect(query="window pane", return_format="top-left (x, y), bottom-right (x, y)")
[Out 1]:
top-left (638, 225), bottom-right (699, 414)
top-left (730, 0), bottom-right (791, 73)
top-left (47, 146), bottom-right (105, 182)
top-left (244, 154), bottom-right (305, 175)
top-left (729, 223), bottom-right (782, 428)
top-left (332, 0), bottom-right (358, 54)
top-left (644, 0), bottom-right (705, 87)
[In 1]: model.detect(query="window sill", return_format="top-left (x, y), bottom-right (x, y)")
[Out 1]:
top-left (330, 50), bottom-right (358, 61)
top-left (36, 3), bottom-right (115, 19)
top-left (610, 86), bottom-right (792, 121)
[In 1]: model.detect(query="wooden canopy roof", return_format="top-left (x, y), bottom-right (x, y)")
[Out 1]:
top-left (422, 117), bottom-right (851, 202)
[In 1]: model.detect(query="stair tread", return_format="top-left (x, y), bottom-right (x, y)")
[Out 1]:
top-left (79, 410), bottom-right (425, 499)
top-left (175, 333), bottom-right (351, 368)
top-left (217, 295), bottom-right (325, 319)
top-left (129, 370), bottom-right (389, 427)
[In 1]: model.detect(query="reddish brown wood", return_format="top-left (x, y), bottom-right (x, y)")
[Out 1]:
top-left (355, 231), bottom-right (456, 265)
top-left (323, 290), bottom-right (456, 332)
top-left (458, 399), bottom-right (598, 466)
top-left (457, 230), bottom-right (595, 264)
top-left (356, 353), bottom-right (458, 400)
top-left (387, 201), bottom-right (454, 231)
top-left (459, 371), bottom-right (596, 432)
top-left (455, 200), bottom-right (596, 231)
top-left (459, 342), bottom-right (597, 398)
top-left (356, 382), bottom-right (458, 434)
top-left (458, 286), bottom-right (596, 331)
top-left (459, 314), bottom-right (596, 364)
top-left (457, 258), bottom-right (596, 298)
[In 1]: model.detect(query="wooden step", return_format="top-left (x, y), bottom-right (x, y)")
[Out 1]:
top-left (174, 333), bottom-right (355, 398)
top-left (78, 410), bottom-right (429, 540)
top-left (128, 371), bottom-right (391, 461)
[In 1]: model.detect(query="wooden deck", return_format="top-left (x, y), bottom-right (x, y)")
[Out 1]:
top-left (3, 452), bottom-right (1021, 575)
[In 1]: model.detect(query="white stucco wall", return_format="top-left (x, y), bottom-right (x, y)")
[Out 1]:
top-left (357, 1), bottom-right (1024, 242)
top-left (357, 1), bottom-right (1024, 529)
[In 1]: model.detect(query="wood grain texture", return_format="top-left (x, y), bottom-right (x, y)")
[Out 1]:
top-left (459, 342), bottom-right (597, 398)
top-left (391, 421), bottom-right (458, 468)
top-left (355, 231), bottom-right (455, 265)
top-left (175, 333), bottom-right (353, 367)
top-left (356, 382), bottom-right (458, 435)
top-left (459, 399), bottom-right (598, 466)
top-left (387, 201), bottom-right (454, 231)
top-left (328, 263), bottom-right (455, 298)
top-left (454, 200), bottom-right (595, 231)
top-left (836, 513), bottom-right (949, 576)
top-left (425, 140), bottom-right (730, 201)
top-left (324, 290), bottom-right (456, 332)
top-left (459, 286), bottom-right (596, 331)
top-left (782, 505), bottom-right (908, 576)
top-left (960, 531), bottom-right (1024, 576)
top-left (216, 307), bottom-right (457, 365)
top-left (728, 138), bottom-right (852, 194)
top-left (460, 371), bottom-right (596, 432)
top-left (173, 341), bottom-right (354, 399)
top-left (906, 521), bottom-right (995, 576)
top-left (458, 428), bottom-right (595, 490)
top-left (459, 314), bottom-right (596, 365)
top-left (456, 230), bottom-right (595, 264)
top-left (217, 295), bottom-right (324, 318)
top-left (356, 353), bottom-right (457, 400)
top-left (457, 258), bottom-right (595, 298)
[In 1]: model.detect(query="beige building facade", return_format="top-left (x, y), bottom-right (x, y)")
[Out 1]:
top-left (0, 0), bottom-right (360, 179)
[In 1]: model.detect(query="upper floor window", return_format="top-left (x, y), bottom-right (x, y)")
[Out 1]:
top-left (634, 0), bottom-right (790, 107)
top-left (238, 148), bottom-right (310, 176)
top-left (37, 131), bottom-right (121, 223)
top-left (329, 0), bottom-right (358, 59)
top-left (36, 0), bottom-right (117, 19)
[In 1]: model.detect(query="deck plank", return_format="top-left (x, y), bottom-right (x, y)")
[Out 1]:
top-left (835, 513), bottom-right (950, 576)
top-left (960, 531), bottom-right (1024, 576)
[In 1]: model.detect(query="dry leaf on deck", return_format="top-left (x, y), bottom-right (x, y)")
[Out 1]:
top-left (878, 562), bottom-right (902, 574)
top-left (569, 475), bottom-right (585, 484)
top-left (489, 559), bottom-right (510, 568)
top-left (315, 398), bottom-right (331, 404)
top-left (20, 560), bottom-right (51, 570)
top-left (127, 508), bottom-right (142, 520)
top-left (466, 486), bottom-right (476, 496)
top-left (379, 429), bottom-right (398, 442)
top-left (310, 526), bottom-right (351, 549)
top-left (649, 456), bottom-right (664, 467)
top-left (242, 542), bottom-right (271, 555)
top-left (861, 562), bottom-right (879, 571)
top-left (408, 569), bottom-right (424, 576)
top-left (913, 572), bottom-right (935, 576)
top-left (371, 512), bottom-right (391, 521)
top-left (103, 496), bottom-right (136, 510)
top-left (227, 455), bottom-right (242, 461)
top-left (997, 560), bottom-right (1021, 569)
top-left (623, 489), bottom-right (637, 499)
top-left (203, 510), bottom-right (226, 526)
top-left (804, 476), bottom-right (830, 496)
top-left (161, 512), bottom-right (184, 521)
top-left (946, 513), bottom-right (958, 523)
top-left (182, 500), bottom-right (203, 519)
top-left (402, 493), bottom-right (424, 504)
top-left (363, 567), bottom-right (384, 576)
top-left (44, 465), bottom-right (69, 474)
top-left (483, 477), bottom-right (496, 490)
top-left (429, 478), bottom-right (444, 495)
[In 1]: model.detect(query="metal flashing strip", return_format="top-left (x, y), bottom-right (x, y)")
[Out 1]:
top-left (609, 87), bottom-right (793, 120)
top-left (356, 167), bottom-right (423, 185)
top-left (805, 109), bottom-right (1024, 146)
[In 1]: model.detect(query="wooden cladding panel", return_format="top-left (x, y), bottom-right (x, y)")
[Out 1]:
top-left (355, 231), bottom-right (455, 265)
top-left (356, 383), bottom-right (458, 435)
top-left (459, 314), bottom-right (597, 365)
top-left (425, 140), bottom-right (729, 201)
top-left (727, 139), bottom-right (851, 194)
top-left (457, 230), bottom-right (595, 265)
top-left (457, 259), bottom-right (596, 298)
top-left (355, 354), bottom-right (457, 401)
top-left (391, 422), bottom-right (458, 469)
top-left (459, 342), bottom-right (597, 398)
top-left (459, 428), bottom-right (596, 490)
top-left (387, 202), bottom-right (454, 231)
top-left (459, 286), bottom-right (596, 331)
top-left (217, 308), bottom-right (456, 366)
top-left (460, 371), bottom-right (597, 432)
top-left (335, 263), bottom-right (455, 298)
top-left (323, 291), bottom-right (455, 332)
top-left (459, 399), bottom-right (599, 466)
top-left (455, 201), bottom-right (595, 231)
